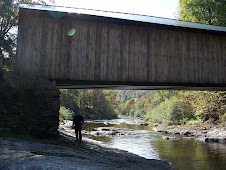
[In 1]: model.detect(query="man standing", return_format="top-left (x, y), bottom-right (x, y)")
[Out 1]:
top-left (73, 111), bottom-right (84, 141)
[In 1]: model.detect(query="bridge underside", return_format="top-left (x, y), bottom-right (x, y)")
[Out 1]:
top-left (56, 80), bottom-right (226, 91)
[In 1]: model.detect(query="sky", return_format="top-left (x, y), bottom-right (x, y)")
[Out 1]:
top-left (52, 0), bottom-right (179, 19)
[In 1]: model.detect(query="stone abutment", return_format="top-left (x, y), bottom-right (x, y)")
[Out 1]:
top-left (0, 71), bottom-right (60, 138)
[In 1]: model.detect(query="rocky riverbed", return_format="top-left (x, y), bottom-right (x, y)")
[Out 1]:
top-left (61, 119), bottom-right (226, 143)
top-left (153, 122), bottom-right (226, 143)
top-left (0, 134), bottom-right (174, 170)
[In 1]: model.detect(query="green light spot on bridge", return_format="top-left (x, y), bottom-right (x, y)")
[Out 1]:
top-left (68, 28), bottom-right (76, 36)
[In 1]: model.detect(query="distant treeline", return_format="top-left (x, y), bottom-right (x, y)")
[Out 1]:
top-left (60, 89), bottom-right (226, 125)
top-left (116, 90), bottom-right (226, 125)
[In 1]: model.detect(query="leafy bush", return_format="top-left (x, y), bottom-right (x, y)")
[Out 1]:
top-left (146, 96), bottom-right (195, 125)
top-left (220, 113), bottom-right (226, 123)
top-left (59, 106), bottom-right (74, 120)
top-left (147, 97), bottom-right (177, 125)
top-left (186, 119), bottom-right (202, 125)
top-left (60, 89), bottom-right (119, 120)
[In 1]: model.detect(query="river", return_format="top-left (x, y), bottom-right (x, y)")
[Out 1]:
top-left (82, 118), bottom-right (226, 170)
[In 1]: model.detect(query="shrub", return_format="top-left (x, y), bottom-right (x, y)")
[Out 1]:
top-left (186, 119), bottom-right (202, 125)
top-left (147, 97), bottom-right (178, 125)
top-left (220, 113), bottom-right (226, 123)
top-left (59, 106), bottom-right (74, 120)
top-left (146, 96), bottom-right (195, 125)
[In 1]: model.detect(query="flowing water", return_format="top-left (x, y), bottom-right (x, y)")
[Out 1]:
top-left (82, 118), bottom-right (226, 170)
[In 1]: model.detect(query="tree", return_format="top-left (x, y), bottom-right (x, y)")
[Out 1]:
top-left (60, 89), bottom-right (118, 120)
top-left (59, 106), bottom-right (74, 121)
top-left (178, 0), bottom-right (226, 26)
top-left (60, 89), bottom-right (79, 113)
top-left (135, 97), bottom-right (146, 117)
top-left (124, 98), bottom-right (138, 116)
top-left (0, 0), bottom-right (54, 61)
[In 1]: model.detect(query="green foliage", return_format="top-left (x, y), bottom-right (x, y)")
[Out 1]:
top-left (124, 98), bottom-right (138, 116)
top-left (59, 106), bottom-right (74, 121)
top-left (60, 89), bottom-right (118, 120)
top-left (186, 119), bottom-right (202, 125)
top-left (117, 90), bottom-right (226, 125)
top-left (220, 113), bottom-right (226, 123)
top-left (178, 0), bottom-right (226, 26)
top-left (60, 89), bottom-right (79, 113)
top-left (146, 96), bottom-right (185, 125)
top-left (134, 97), bottom-right (146, 117)
top-left (0, 0), bottom-right (52, 61)
top-left (115, 90), bottom-right (149, 103)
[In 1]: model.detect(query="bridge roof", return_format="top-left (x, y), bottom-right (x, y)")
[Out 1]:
top-left (20, 4), bottom-right (226, 34)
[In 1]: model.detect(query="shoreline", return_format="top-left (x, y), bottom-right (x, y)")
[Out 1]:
top-left (0, 129), bottom-right (175, 170)
top-left (75, 118), bottom-right (226, 143)
top-left (152, 122), bottom-right (226, 143)
top-left (63, 118), bottom-right (226, 143)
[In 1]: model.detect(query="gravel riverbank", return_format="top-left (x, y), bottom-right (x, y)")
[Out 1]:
top-left (153, 122), bottom-right (226, 143)
top-left (0, 134), bottom-right (174, 170)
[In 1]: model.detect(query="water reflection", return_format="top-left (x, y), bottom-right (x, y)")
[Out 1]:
top-left (153, 139), bottom-right (226, 170)
top-left (83, 120), bottom-right (226, 170)
top-left (109, 133), bottom-right (160, 160)
top-left (83, 122), bottom-right (161, 159)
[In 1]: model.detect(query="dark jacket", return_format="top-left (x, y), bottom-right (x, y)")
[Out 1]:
top-left (73, 115), bottom-right (84, 126)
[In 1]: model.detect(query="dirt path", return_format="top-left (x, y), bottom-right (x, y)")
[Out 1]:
top-left (0, 135), bottom-right (174, 170)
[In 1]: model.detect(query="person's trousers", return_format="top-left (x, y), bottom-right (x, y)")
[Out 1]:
top-left (75, 126), bottom-right (82, 140)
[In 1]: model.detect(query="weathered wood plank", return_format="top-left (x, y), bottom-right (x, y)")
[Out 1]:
top-left (161, 30), bottom-right (169, 82)
top-left (168, 30), bottom-right (175, 82)
top-left (134, 27), bottom-right (141, 81)
top-left (121, 25), bottom-right (129, 81)
top-left (106, 25), bottom-right (113, 81)
top-left (189, 33), bottom-right (195, 83)
top-left (140, 28), bottom-right (147, 81)
top-left (16, 9), bottom-right (226, 87)
top-left (186, 32), bottom-right (193, 83)
top-left (116, 25), bottom-right (122, 81)
top-left (63, 19), bottom-right (73, 79)
top-left (69, 20), bottom-right (77, 79)
top-left (80, 22), bottom-right (88, 80)
top-left (112, 25), bottom-right (120, 81)
top-left (94, 22), bottom-right (101, 81)
top-left (128, 27), bottom-right (135, 81)
top-left (218, 36), bottom-right (224, 84)
top-left (152, 29), bottom-right (158, 82)
top-left (71, 21), bottom-right (80, 79)
top-left (148, 29), bottom-right (155, 82)
top-left (47, 18), bottom-right (55, 79)
top-left (99, 23), bottom-right (107, 81)
top-left (222, 37), bottom-right (226, 83)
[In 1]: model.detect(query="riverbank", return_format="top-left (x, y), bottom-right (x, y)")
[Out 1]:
top-left (80, 117), bottom-right (226, 143)
top-left (0, 134), bottom-right (174, 170)
top-left (153, 122), bottom-right (226, 143)
top-left (64, 117), bottom-right (226, 143)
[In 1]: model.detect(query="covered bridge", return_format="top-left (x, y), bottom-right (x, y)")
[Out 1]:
top-left (16, 4), bottom-right (226, 90)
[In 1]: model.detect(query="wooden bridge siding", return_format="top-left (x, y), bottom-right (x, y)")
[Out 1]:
top-left (223, 37), bottom-right (226, 83)
top-left (16, 9), bottom-right (226, 84)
